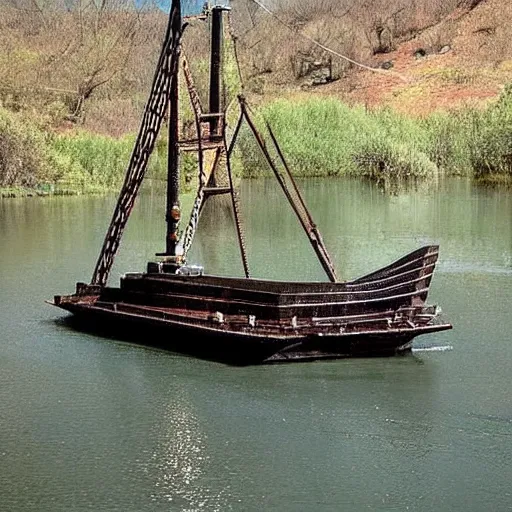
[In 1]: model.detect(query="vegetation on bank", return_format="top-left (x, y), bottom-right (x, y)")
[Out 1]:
top-left (2, 85), bottom-right (512, 197)
top-left (0, 107), bottom-right (192, 197)
top-left (1, 0), bottom-right (510, 196)
top-left (238, 86), bottom-right (512, 186)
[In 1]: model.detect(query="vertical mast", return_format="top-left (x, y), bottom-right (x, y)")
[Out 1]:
top-left (209, 5), bottom-right (224, 137)
top-left (166, 0), bottom-right (182, 256)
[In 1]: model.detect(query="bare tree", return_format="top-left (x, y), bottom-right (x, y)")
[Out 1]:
top-left (0, 0), bottom-right (162, 122)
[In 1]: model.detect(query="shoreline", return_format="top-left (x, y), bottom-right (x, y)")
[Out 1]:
top-left (2, 90), bottom-right (512, 197)
top-left (2, 174), bottom-right (510, 200)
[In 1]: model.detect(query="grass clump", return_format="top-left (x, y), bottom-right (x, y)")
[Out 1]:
top-left (0, 106), bottom-right (193, 197)
top-left (3, 84), bottom-right (512, 197)
top-left (50, 132), bottom-right (133, 193)
top-left (238, 97), bottom-right (438, 185)
top-left (468, 85), bottom-right (512, 182)
top-left (237, 87), bottom-right (512, 186)
top-left (50, 131), bottom-right (170, 193)
top-left (352, 139), bottom-right (437, 182)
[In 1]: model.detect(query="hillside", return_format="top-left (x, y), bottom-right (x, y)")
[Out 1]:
top-left (1, 0), bottom-right (510, 134)
top-left (1, 0), bottom-right (512, 194)
top-left (323, 0), bottom-right (512, 115)
top-left (234, 0), bottom-right (512, 116)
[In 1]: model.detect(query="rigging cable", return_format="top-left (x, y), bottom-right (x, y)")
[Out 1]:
top-left (226, 10), bottom-right (245, 93)
top-left (239, 97), bottom-right (338, 282)
top-left (247, 0), bottom-right (409, 83)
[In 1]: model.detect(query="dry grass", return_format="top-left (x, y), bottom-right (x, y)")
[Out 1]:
top-left (0, 1), bottom-right (167, 134)
top-left (0, 0), bottom-right (509, 137)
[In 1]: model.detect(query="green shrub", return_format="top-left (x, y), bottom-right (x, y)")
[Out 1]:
top-left (0, 108), bottom-right (56, 188)
top-left (468, 85), bottom-right (512, 180)
top-left (352, 138), bottom-right (438, 182)
top-left (236, 89), bottom-right (512, 185)
top-left (4, 85), bottom-right (512, 195)
top-left (237, 97), bottom-right (439, 182)
top-left (0, 108), bottom-right (185, 195)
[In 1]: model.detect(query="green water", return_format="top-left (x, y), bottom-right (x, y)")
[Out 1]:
top-left (0, 177), bottom-right (511, 511)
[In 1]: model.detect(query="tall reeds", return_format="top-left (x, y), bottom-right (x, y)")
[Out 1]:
top-left (237, 90), bottom-right (512, 185)
top-left (0, 107), bottom-right (175, 196)
top-left (2, 86), bottom-right (512, 197)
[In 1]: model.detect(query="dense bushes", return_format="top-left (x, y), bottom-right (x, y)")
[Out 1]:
top-left (0, 109), bottom-right (57, 189)
top-left (237, 89), bottom-right (512, 185)
top-left (237, 97), bottom-right (440, 183)
top-left (468, 85), bottom-right (512, 181)
top-left (0, 107), bottom-right (176, 196)
top-left (2, 86), bottom-right (512, 196)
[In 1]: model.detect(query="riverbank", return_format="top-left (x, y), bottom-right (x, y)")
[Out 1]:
top-left (0, 107), bottom-right (175, 198)
top-left (240, 87), bottom-right (512, 186)
top-left (1, 88), bottom-right (512, 198)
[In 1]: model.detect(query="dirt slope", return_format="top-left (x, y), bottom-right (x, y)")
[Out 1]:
top-left (303, 0), bottom-right (512, 115)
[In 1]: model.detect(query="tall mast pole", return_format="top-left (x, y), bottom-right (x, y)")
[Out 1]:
top-left (166, 0), bottom-right (182, 256)
top-left (209, 5), bottom-right (227, 137)
top-left (209, 2), bottom-right (231, 138)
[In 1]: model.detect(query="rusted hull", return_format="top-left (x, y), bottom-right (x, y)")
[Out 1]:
top-left (124, 245), bottom-right (440, 319)
top-left (50, 245), bottom-right (451, 365)
top-left (53, 299), bottom-right (449, 365)
top-left (51, 245), bottom-right (452, 365)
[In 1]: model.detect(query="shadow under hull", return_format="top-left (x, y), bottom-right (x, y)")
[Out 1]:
top-left (57, 307), bottom-right (444, 366)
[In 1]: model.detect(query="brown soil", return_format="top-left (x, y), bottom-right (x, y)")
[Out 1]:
top-left (295, 0), bottom-right (512, 115)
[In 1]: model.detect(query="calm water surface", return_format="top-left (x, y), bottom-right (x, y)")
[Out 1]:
top-left (0, 178), bottom-right (511, 511)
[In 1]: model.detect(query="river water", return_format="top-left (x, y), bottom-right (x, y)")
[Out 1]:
top-left (0, 177), bottom-right (511, 511)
